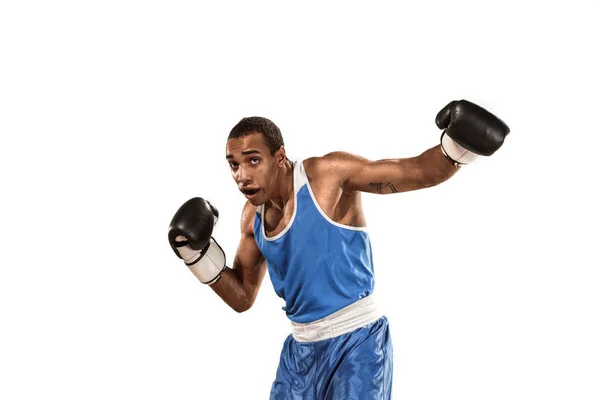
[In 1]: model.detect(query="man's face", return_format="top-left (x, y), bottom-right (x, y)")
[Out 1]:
top-left (226, 132), bottom-right (283, 206)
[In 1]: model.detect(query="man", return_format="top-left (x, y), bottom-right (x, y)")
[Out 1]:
top-left (168, 100), bottom-right (510, 399)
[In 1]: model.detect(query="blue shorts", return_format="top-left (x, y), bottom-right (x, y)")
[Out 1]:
top-left (270, 316), bottom-right (393, 400)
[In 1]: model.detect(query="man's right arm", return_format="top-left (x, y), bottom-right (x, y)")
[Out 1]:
top-left (209, 201), bottom-right (266, 313)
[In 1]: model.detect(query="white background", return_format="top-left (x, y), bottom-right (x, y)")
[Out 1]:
top-left (1, 1), bottom-right (599, 399)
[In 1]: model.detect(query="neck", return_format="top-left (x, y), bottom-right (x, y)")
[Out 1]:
top-left (268, 159), bottom-right (294, 209)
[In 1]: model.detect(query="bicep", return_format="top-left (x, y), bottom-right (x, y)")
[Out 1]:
top-left (231, 203), bottom-right (266, 297)
top-left (232, 231), bottom-right (266, 290)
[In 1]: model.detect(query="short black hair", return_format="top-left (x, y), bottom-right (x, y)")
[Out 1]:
top-left (228, 117), bottom-right (284, 155)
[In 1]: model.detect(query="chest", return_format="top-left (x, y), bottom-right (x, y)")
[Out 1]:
top-left (261, 162), bottom-right (364, 238)
top-left (262, 187), bottom-right (352, 239)
top-left (263, 194), bottom-right (296, 238)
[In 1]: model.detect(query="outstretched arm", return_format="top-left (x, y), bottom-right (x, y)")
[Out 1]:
top-left (324, 99), bottom-right (509, 195)
top-left (323, 145), bottom-right (458, 195)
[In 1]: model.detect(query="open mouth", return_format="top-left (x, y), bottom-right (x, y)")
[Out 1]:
top-left (241, 188), bottom-right (260, 197)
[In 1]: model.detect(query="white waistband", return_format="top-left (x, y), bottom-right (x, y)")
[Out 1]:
top-left (291, 294), bottom-right (383, 342)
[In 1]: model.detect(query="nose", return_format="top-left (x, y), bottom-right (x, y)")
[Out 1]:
top-left (235, 165), bottom-right (252, 187)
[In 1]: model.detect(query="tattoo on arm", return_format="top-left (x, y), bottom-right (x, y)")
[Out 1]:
top-left (369, 182), bottom-right (399, 194)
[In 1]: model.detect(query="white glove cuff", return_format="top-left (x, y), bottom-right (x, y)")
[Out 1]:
top-left (175, 240), bottom-right (202, 265)
top-left (441, 131), bottom-right (479, 167)
top-left (187, 238), bottom-right (227, 285)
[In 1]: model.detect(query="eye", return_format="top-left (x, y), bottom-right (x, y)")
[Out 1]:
top-left (250, 158), bottom-right (260, 165)
top-left (229, 162), bottom-right (238, 169)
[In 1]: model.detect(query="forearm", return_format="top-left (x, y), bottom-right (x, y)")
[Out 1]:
top-left (415, 144), bottom-right (460, 187)
top-left (209, 268), bottom-right (254, 313)
top-left (344, 144), bottom-right (459, 194)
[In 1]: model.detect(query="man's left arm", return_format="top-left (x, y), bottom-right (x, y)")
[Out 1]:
top-left (326, 99), bottom-right (510, 195)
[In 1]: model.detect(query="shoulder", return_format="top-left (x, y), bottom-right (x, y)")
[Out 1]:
top-left (303, 152), bottom-right (345, 175)
top-left (301, 155), bottom-right (329, 184)
top-left (303, 152), bottom-right (368, 183)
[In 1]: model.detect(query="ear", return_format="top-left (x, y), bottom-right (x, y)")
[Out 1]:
top-left (275, 146), bottom-right (287, 167)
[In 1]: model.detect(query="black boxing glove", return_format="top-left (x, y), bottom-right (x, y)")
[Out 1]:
top-left (436, 100), bottom-right (510, 166)
top-left (168, 197), bottom-right (226, 285)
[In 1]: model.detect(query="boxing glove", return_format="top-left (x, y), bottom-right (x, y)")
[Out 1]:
top-left (435, 100), bottom-right (510, 166)
top-left (168, 197), bottom-right (226, 285)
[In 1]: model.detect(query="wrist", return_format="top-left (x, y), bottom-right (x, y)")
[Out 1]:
top-left (440, 131), bottom-right (479, 167)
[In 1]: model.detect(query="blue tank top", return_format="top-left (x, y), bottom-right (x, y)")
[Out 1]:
top-left (254, 160), bottom-right (375, 323)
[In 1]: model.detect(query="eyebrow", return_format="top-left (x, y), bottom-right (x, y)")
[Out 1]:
top-left (226, 150), bottom-right (262, 159)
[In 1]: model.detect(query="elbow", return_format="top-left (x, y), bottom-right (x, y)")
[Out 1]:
top-left (232, 298), bottom-right (254, 313)
top-left (233, 304), bottom-right (251, 313)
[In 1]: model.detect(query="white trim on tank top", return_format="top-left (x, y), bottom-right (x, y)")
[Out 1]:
top-left (259, 159), bottom-right (367, 242)
top-left (259, 160), bottom-right (303, 242)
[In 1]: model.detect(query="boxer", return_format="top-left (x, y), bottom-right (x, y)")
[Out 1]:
top-left (169, 100), bottom-right (510, 399)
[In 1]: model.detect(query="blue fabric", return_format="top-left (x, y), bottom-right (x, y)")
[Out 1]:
top-left (254, 183), bottom-right (375, 323)
top-left (269, 316), bottom-right (393, 400)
